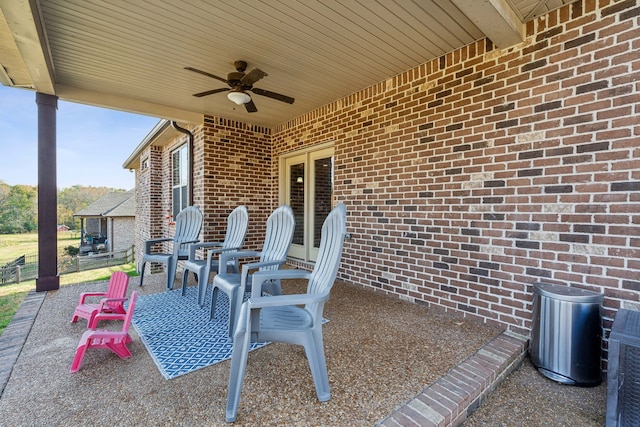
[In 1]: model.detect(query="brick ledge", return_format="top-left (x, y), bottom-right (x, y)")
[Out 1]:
top-left (377, 330), bottom-right (529, 427)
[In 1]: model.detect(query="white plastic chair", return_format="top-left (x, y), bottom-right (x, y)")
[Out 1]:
top-left (210, 205), bottom-right (295, 338)
top-left (181, 206), bottom-right (249, 306)
top-left (139, 206), bottom-right (203, 291)
top-left (225, 203), bottom-right (346, 423)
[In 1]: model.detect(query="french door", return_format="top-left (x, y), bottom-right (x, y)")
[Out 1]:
top-left (282, 145), bottom-right (334, 262)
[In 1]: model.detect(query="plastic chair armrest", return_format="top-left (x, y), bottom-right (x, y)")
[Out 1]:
top-left (174, 239), bottom-right (200, 255)
top-left (144, 237), bottom-right (172, 252)
top-left (251, 270), bottom-right (312, 296)
top-left (89, 297), bottom-right (130, 329)
top-left (189, 241), bottom-right (223, 259)
top-left (242, 259), bottom-right (286, 272)
top-left (97, 297), bottom-right (128, 312)
top-left (206, 246), bottom-right (243, 264)
top-left (91, 312), bottom-right (127, 329)
top-left (248, 293), bottom-right (328, 309)
top-left (219, 250), bottom-right (262, 270)
top-left (78, 291), bottom-right (107, 304)
top-left (240, 260), bottom-right (287, 289)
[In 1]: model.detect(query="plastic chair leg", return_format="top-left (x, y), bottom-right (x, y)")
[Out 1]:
top-left (87, 313), bottom-right (100, 329)
top-left (166, 258), bottom-right (177, 291)
top-left (197, 267), bottom-right (209, 307)
top-left (138, 262), bottom-right (147, 287)
top-left (228, 287), bottom-right (243, 339)
top-left (305, 330), bottom-right (330, 401)
top-left (210, 287), bottom-right (220, 320)
top-left (181, 269), bottom-right (189, 296)
top-left (226, 305), bottom-right (252, 423)
top-left (106, 341), bottom-right (132, 359)
top-left (70, 334), bottom-right (90, 373)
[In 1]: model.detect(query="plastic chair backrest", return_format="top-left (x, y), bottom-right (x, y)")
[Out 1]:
top-left (307, 203), bottom-right (346, 307)
top-left (105, 271), bottom-right (130, 311)
top-left (223, 206), bottom-right (249, 249)
top-left (120, 291), bottom-right (137, 332)
top-left (174, 206), bottom-right (203, 256)
top-left (258, 205), bottom-right (295, 270)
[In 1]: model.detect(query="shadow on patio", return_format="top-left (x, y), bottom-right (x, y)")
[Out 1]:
top-left (0, 272), bottom-right (603, 426)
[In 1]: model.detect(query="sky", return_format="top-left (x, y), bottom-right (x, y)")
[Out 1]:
top-left (0, 84), bottom-right (160, 190)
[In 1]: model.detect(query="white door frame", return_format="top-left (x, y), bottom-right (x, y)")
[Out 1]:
top-left (280, 142), bottom-right (334, 262)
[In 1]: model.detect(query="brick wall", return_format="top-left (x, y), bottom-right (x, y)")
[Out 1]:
top-left (134, 118), bottom-right (275, 273)
top-left (109, 217), bottom-right (135, 252)
top-left (135, 145), bottom-right (164, 269)
top-left (195, 116), bottom-right (274, 250)
top-left (271, 0), bottom-right (640, 356)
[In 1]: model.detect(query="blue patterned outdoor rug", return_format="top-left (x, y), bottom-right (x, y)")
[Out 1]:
top-left (131, 286), bottom-right (268, 379)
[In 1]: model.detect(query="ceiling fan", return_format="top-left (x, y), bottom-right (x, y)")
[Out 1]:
top-left (185, 61), bottom-right (295, 113)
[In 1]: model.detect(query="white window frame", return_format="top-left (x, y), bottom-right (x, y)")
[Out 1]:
top-left (171, 144), bottom-right (189, 219)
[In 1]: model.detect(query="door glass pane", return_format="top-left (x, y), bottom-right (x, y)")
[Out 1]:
top-left (289, 163), bottom-right (305, 245)
top-left (313, 156), bottom-right (333, 248)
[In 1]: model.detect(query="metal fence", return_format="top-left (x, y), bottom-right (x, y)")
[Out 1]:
top-left (0, 246), bottom-right (135, 286)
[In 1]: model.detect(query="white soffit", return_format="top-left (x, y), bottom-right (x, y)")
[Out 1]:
top-left (451, 0), bottom-right (525, 48)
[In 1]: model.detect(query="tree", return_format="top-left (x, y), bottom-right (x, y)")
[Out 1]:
top-left (0, 182), bottom-right (121, 233)
top-left (57, 185), bottom-right (116, 228)
top-left (0, 181), bottom-right (9, 204)
top-left (0, 184), bottom-right (37, 233)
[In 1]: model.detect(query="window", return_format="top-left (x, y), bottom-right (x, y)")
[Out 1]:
top-left (171, 145), bottom-right (188, 219)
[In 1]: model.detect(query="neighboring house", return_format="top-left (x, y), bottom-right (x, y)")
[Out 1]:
top-left (56, 224), bottom-right (69, 233)
top-left (124, 1), bottom-right (640, 368)
top-left (74, 190), bottom-right (135, 254)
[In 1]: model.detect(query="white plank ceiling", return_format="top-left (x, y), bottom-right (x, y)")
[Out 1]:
top-left (0, 0), bottom-right (579, 127)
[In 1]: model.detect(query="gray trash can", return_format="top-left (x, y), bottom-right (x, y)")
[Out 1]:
top-left (530, 282), bottom-right (603, 386)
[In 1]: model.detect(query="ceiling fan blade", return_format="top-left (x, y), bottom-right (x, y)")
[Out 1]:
top-left (241, 68), bottom-right (268, 86)
top-left (244, 99), bottom-right (258, 113)
top-left (184, 67), bottom-right (228, 84)
top-left (192, 88), bottom-right (230, 97)
top-left (250, 87), bottom-right (295, 104)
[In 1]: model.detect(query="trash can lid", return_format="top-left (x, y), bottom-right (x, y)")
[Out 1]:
top-left (533, 282), bottom-right (604, 303)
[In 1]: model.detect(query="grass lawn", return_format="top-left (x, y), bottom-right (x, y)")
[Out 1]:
top-left (0, 262), bottom-right (139, 335)
top-left (0, 292), bottom-right (26, 332)
top-left (0, 232), bottom-right (141, 334)
top-left (0, 231), bottom-right (79, 263)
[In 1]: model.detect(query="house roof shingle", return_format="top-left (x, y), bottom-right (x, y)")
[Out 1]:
top-left (105, 195), bottom-right (136, 217)
top-left (74, 190), bottom-right (135, 218)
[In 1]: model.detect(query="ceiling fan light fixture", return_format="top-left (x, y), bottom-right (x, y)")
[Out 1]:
top-left (227, 89), bottom-right (251, 105)
top-left (185, 63), bottom-right (294, 112)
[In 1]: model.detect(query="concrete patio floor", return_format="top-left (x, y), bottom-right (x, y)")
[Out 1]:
top-left (0, 273), bottom-right (605, 426)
